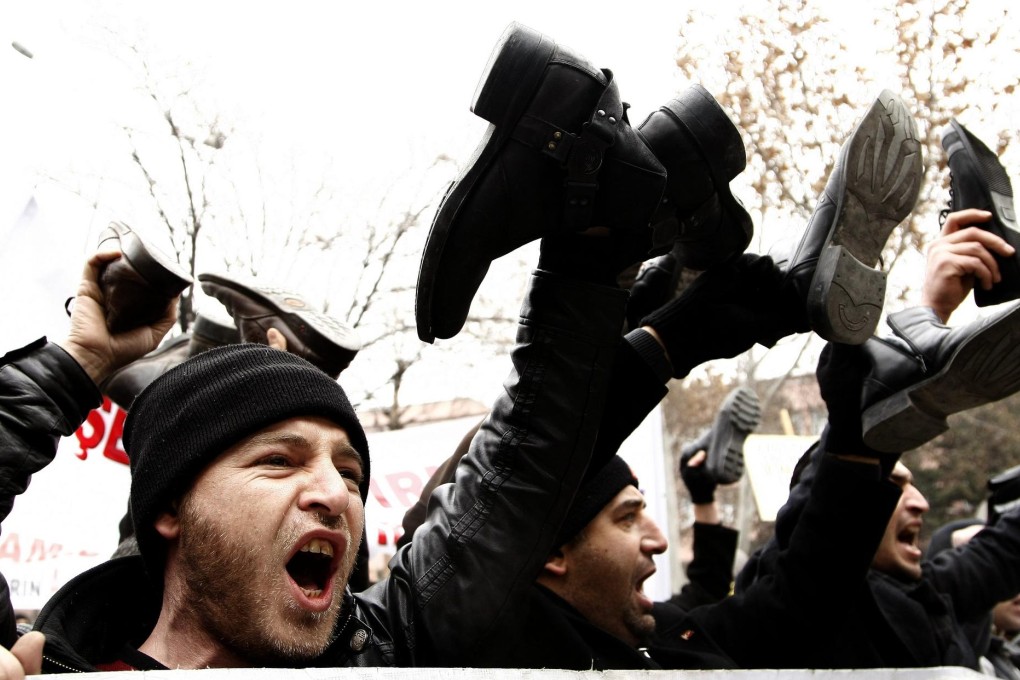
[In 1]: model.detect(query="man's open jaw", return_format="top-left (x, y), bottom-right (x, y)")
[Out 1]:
top-left (635, 567), bottom-right (656, 611)
top-left (897, 523), bottom-right (922, 561)
top-left (285, 533), bottom-right (345, 611)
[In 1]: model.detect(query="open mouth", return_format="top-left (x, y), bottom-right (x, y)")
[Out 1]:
top-left (897, 525), bottom-right (921, 556)
top-left (286, 538), bottom-right (337, 599)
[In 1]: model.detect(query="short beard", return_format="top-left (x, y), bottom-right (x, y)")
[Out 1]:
top-left (173, 495), bottom-right (355, 665)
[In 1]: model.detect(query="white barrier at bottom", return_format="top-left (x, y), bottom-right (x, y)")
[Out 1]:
top-left (38, 666), bottom-right (989, 679)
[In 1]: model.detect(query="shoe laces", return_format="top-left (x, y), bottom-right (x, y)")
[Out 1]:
top-left (938, 175), bottom-right (955, 227)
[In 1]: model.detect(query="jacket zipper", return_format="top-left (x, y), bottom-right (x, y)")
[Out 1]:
top-left (43, 655), bottom-right (85, 673)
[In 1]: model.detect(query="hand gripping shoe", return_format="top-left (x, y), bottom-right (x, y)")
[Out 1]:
top-left (861, 303), bottom-right (1020, 452)
top-left (415, 22), bottom-right (667, 343)
top-left (775, 90), bottom-right (922, 345)
top-left (97, 221), bottom-right (193, 334)
top-left (941, 119), bottom-right (1020, 306)
top-left (637, 85), bottom-right (753, 270)
top-left (199, 273), bottom-right (361, 379)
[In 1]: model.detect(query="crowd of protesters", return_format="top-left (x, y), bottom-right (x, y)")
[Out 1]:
top-left (3, 20), bottom-right (1020, 677)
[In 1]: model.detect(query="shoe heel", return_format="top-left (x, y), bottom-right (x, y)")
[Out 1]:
top-left (808, 244), bottom-right (886, 344)
top-left (663, 85), bottom-right (746, 180)
top-left (862, 392), bottom-right (948, 453)
top-left (471, 22), bottom-right (555, 127)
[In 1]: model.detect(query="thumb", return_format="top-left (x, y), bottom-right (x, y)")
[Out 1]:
top-left (11, 631), bottom-right (44, 676)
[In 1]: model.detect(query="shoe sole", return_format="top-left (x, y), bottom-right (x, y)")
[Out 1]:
top-left (942, 119), bottom-right (1020, 306)
top-left (98, 222), bottom-right (193, 295)
top-left (807, 90), bottom-right (922, 344)
top-left (198, 274), bottom-right (362, 356)
top-left (658, 86), bottom-right (752, 266)
top-left (705, 386), bottom-right (762, 485)
top-left (415, 23), bottom-right (556, 343)
top-left (862, 302), bottom-right (1020, 452)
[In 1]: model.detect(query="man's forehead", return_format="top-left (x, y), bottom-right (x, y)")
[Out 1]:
top-left (228, 416), bottom-right (359, 461)
top-left (890, 462), bottom-right (913, 486)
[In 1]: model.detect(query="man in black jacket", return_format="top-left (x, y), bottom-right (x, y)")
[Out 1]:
top-left (0, 226), bottom-right (634, 673)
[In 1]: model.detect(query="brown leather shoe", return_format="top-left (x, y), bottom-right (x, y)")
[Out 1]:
top-left (199, 273), bottom-right (361, 378)
top-left (97, 222), bottom-right (193, 334)
top-left (99, 333), bottom-right (192, 410)
top-left (188, 313), bottom-right (239, 356)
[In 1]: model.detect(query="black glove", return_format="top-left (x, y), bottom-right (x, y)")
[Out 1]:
top-left (640, 253), bottom-right (783, 378)
top-left (815, 342), bottom-right (893, 472)
top-left (680, 437), bottom-right (717, 505)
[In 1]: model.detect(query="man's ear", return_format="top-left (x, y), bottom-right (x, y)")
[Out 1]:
top-left (154, 499), bottom-right (182, 540)
top-left (542, 547), bottom-right (569, 577)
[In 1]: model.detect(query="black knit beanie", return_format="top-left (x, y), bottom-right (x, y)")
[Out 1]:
top-left (124, 343), bottom-right (370, 579)
top-left (555, 455), bottom-right (639, 547)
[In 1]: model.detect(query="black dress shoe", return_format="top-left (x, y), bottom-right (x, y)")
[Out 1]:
top-left (861, 304), bottom-right (1020, 452)
top-left (99, 334), bottom-right (192, 410)
top-left (199, 273), bottom-right (361, 379)
top-left (775, 90), bottom-right (922, 344)
top-left (702, 386), bottom-right (761, 485)
top-left (637, 85), bottom-right (753, 270)
top-left (941, 119), bottom-right (1020, 306)
top-left (415, 22), bottom-right (667, 343)
top-left (97, 221), bottom-right (193, 334)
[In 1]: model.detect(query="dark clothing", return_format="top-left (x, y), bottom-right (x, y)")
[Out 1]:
top-left (665, 521), bottom-right (738, 611)
top-left (738, 439), bottom-right (1020, 670)
top-left (0, 270), bottom-right (627, 671)
top-left (461, 447), bottom-right (898, 669)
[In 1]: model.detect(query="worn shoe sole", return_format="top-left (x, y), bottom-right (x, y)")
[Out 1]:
top-left (942, 119), bottom-right (1020, 307)
top-left (705, 386), bottom-right (762, 485)
top-left (862, 302), bottom-right (1020, 452)
top-left (199, 274), bottom-right (361, 373)
top-left (415, 23), bottom-right (556, 343)
top-left (807, 90), bottom-right (922, 344)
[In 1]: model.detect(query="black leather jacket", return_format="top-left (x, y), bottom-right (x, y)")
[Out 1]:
top-left (0, 269), bottom-right (627, 671)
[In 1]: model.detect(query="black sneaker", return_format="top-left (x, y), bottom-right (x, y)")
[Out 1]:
top-left (941, 119), bottom-right (1020, 306)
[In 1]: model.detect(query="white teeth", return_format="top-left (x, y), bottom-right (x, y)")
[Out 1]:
top-left (301, 587), bottom-right (323, 598)
top-left (300, 538), bottom-right (334, 557)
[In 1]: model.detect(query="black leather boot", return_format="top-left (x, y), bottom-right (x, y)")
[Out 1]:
top-left (97, 221), bottom-right (193, 334)
top-left (415, 22), bottom-right (667, 343)
top-left (941, 119), bottom-right (1020, 306)
top-left (773, 90), bottom-right (922, 345)
top-left (637, 85), bottom-right (753, 270)
top-left (861, 303), bottom-right (1020, 452)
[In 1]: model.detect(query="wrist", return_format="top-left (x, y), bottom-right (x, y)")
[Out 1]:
top-left (57, 339), bottom-right (111, 385)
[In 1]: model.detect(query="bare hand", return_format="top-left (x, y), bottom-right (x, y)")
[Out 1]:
top-left (0, 631), bottom-right (44, 679)
top-left (921, 209), bottom-right (1014, 322)
top-left (59, 252), bottom-right (177, 384)
top-left (266, 327), bottom-right (288, 351)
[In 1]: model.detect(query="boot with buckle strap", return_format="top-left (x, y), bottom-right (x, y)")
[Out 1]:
top-left (415, 22), bottom-right (668, 343)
